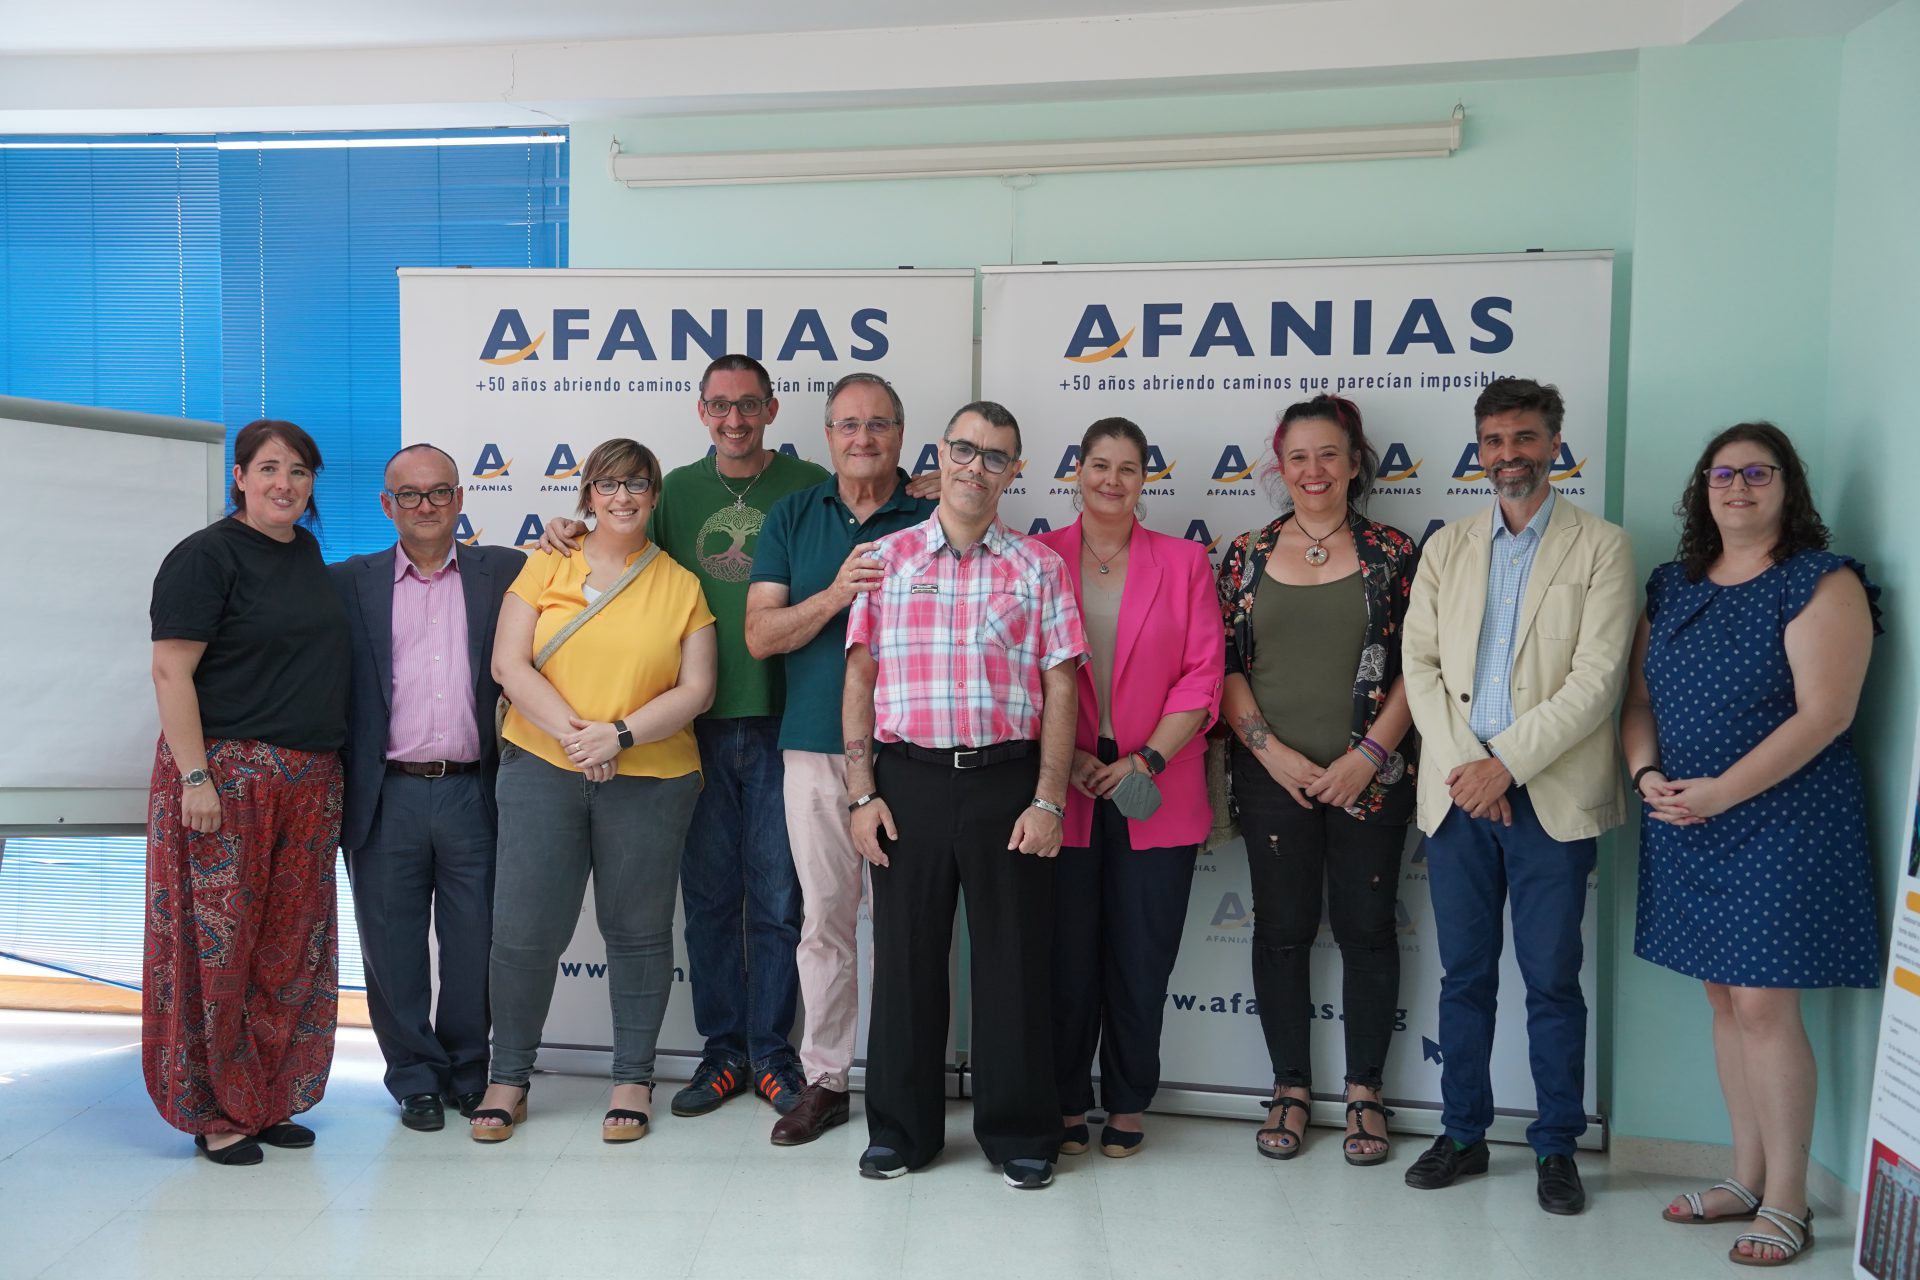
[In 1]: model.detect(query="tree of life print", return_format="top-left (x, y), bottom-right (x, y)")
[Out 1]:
top-left (697, 503), bottom-right (763, 583)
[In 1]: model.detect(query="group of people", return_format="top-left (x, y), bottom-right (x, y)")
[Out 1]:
top-left (141, 363), bottom-right (1879, 1268)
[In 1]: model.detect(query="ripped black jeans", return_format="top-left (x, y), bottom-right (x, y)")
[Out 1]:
top-left (1233, 745), bottom-right (1408, 1090)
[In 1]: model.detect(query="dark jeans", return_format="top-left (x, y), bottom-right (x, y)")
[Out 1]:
top-left (1233, 744), bottom-right (1407, 1090)
top-left (1053, 738), bottom-right (1197, 1117)
top-left (1425, 787), bottom-right (1594, 1156)
top-left (681, 716), bottom-right (802, 1070)
top-left (345, 770), bottom-right (496, 1101)
top-left (867, 744), bottom-right (1059, 1169)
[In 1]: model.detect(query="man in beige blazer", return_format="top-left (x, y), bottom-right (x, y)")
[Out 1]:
top-left (1399, 378), bottom-right (1636, 1217)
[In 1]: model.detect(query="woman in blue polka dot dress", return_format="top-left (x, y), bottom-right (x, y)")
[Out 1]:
top-left (1621, 422), bottom-right (1881, 1268)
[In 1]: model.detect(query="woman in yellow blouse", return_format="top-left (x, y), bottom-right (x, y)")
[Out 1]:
top-left (471, 438), bottom-right (717, 1144)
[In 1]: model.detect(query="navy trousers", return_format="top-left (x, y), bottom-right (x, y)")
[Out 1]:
top-left (345, 770), bottom-right (496, 1101)
top-left (1424, 787), bottom-right (1595, 1156)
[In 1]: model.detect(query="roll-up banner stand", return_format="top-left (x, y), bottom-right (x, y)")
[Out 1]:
top-left (1856, 729), bottom-right (1920, 1279)
top-left (978, 253), bottom-right (1614, 1146)
top-left (399, 268), bottom-right (977, 1081)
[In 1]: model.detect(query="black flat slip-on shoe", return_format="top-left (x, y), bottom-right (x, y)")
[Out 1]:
top-left (1536, 1154), bottom-right (1587, 1216)
top-left (1100, 1126), bottom-right (1144, 1158)
top-left (400, 1093), bottom-right (446, 1132)
top-left (1059, 1123), bottom-right (1091, 1156)
top-left (256, 1120), bottom-right (316, 1149)
top-left (1404, 1134), bottom-right (1490, 1189)
top-left (195, 1134), bottom-right (264, 1166)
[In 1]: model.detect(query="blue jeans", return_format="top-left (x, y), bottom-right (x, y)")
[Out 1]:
top-left (681, 717), bottom-right (802, 1069)
top-left (1425, 787), bottom-right (1595, 1157)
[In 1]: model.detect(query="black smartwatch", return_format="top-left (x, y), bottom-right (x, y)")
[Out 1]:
top-left (1135, 745), bottom-right (1167, 776)
top-left (615, 720), bottom-right (635, 750)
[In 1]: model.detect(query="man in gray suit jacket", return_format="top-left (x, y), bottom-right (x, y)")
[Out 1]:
top-left (330, 444), bottom-right (523, 1131)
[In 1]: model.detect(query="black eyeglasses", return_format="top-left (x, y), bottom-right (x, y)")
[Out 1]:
top-left (1703, 465), bottom-right (1781, 489)
top-left (830, 417), bottom-right (900, 437)
top-left (945, 437), bottom-right (1015, 475)
top-left (386, 486), bottom-right (459, 509)
top-left (591, 477), bottom-right (654, 495)
top-left (701, 396), bottom-right (770, 419)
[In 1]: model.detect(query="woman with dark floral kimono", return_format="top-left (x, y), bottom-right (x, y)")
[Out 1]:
top-left (1214, 394), bottom-right (1419, 1168)
top-left (145, 419), bottom-right (348, 1166)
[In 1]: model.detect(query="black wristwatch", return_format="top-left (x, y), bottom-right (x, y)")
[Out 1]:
top-left (1135, 745), bottom-right (1167, 776)
top-left (848, 793), bottom-right (878, 813)
top-left (615, 720), bottom-right (634, 750)
top-left (1631, 764), bottom-right (1662, 796)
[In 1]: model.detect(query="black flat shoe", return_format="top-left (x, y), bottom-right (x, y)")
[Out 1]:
top-left (195, 1134), bottom-right (264, 1166)
top-left (1100, 1125), bottom-right (1144, 1158)
top-left (1404, 1134), bottom-right (1489, 1189)
top-left (256, 1120), bottom-right (315, 1149)
top-left (1537, 1153), bottom-right (1587, 1215)
top-left (400, 1093), bottom-right (446, 1132)
top-left (447, 1090), bottom-right (486, 1120)
top-left (1059, 1123), bottom-right (1090, 1155)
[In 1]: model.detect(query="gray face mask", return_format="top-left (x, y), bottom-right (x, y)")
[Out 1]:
top-left (1108, 769), bottom-right (1163, 821)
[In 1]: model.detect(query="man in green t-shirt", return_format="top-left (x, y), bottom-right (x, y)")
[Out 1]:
top-left (651, 355), bottom-right (828, 1121)
top-left (540, 355), bottom-right (828, 1124)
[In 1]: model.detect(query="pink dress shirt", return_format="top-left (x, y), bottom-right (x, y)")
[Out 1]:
top-left (387, 549), bottom-right (479, 763)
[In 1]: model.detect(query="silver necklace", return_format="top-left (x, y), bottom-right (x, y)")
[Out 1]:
top-left (1081, 527), bottom-right (1132, 575)
top-left (1294, 513), bottom-right (1346, 566)
top-left (714, 453), bottom-right (771, 509)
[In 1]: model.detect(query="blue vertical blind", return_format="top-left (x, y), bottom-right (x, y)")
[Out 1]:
top-left (0, 129), bottom-right (568, 992)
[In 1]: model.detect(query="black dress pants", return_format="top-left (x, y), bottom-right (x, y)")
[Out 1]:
top-left (1053, 738), bottom-right (1198, 1116)
top-left (866, 745), bottom-right (1059, 1168)
top-left (1233, 744), bottom-right (1407, 1090)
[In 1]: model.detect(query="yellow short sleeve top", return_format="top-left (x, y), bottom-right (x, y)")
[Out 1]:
top-left (502, 546), bottom-right (716, 778)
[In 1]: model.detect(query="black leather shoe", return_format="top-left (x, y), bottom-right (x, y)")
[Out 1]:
top-left (400, 1093), bottom-right (446, 1132)
top-left (448, 1090), bottom-right (485, 1120)
top-left (1404, 1134), bottom-right (1490, 1189)
top-left (1537, 1153), bottom-right (1587, 1215)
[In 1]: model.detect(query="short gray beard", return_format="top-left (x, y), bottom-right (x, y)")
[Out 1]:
top-left (1493, 461), bottom-right (1548, 502)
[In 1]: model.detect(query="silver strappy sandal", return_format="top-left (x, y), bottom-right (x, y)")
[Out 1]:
top-left (1662, 1176), bottom-right (1760, 1224)
top-left (1730, 1206), bottom-right (1813, 1267)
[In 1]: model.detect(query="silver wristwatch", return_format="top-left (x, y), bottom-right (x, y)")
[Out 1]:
top-left (182, 768), bottom-right (212, 788)
top-left (1029, 796), bottom-right (1066, 818)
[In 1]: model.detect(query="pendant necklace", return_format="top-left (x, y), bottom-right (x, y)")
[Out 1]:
top-left (714, 453), bottom-right (770, 509)
top-left (1295, 513), bottom-right (1345, 567)
top-left (1081, 527), bottom-right (1132, 575)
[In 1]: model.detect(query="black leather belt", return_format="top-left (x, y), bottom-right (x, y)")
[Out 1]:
top-left (887, 740), bottom-right (1037, 770)
top-left (386, 759), bottom-right (481, 778)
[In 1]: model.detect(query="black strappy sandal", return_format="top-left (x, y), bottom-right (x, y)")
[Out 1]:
top-left (1256, 1095), bottom-right (1309, 1160)
top-left (1342, 1097), bottom-right (1395, 1167)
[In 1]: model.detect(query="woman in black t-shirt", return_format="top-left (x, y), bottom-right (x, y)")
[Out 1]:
top-left (145, 419), bottom-right (349, 1166)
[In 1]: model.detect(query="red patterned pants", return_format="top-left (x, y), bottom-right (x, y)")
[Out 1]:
top-left (143, 736), bottom-right (343, 1136)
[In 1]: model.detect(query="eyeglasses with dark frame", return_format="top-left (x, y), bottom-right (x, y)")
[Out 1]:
top-left (386, 486), bottom-right (460, 509)
top-left (830, 417), bottom-right (901, 437)
top-left (591, 477), bottom-right (655, 496)
top-left (1702, 464), bottom-right (1782, 489)
top-left (701, 396), bottom-right (770, 419)
top-left (944, 436), bottom-right (1016, 475)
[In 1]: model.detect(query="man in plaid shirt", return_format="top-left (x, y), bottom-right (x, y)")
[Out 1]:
top-left (842, 400), bottom-right (1087, 1191)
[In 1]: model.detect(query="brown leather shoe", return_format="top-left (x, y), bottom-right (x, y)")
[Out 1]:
top-left (770, 1080), bottom-right (850, 1146)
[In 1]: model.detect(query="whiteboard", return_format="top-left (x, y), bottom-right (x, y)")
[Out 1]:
top-left (0, 396), bottom-right (225, 834)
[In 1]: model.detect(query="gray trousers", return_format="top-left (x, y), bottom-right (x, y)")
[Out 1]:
top-left (346, 770), bottom-right (497, 1101)
top-left (488, 746), bottom-right (699, 1086)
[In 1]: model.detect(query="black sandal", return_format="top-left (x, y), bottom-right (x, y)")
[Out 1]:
top-left (1342, 1097), bottom-right (1394, 1167)
top-left (1256, 1096), bottom-right (1309, 1160)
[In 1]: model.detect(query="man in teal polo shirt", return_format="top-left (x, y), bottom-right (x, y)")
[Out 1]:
top-left (744, 372), bottom-right (937, 1145)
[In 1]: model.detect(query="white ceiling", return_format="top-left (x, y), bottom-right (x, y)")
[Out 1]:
top-left (0, 0), bottom-right (1890, 134)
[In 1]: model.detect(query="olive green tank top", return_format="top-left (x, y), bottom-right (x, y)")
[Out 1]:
top-left (1247, 573), bottom-right (1367, 768)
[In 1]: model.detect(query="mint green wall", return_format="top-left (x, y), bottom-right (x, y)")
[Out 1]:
top-left (1612, 37), bottom-right (1851, 1173)
top-left (570, 32), bottom-right (1910, 1188)
top-left (1820, 0), bottom-right (1920, 1189)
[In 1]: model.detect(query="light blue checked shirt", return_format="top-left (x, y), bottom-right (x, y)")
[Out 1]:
top-left (1469, 489), bottom-right (1557, 744)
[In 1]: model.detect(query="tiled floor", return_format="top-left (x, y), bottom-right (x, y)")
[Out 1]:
top-left (0, 1010), bottom-right (1855, 1279)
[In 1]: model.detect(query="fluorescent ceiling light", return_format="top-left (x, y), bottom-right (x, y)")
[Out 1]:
top-left (609, 113), bottom-right (1463, 188)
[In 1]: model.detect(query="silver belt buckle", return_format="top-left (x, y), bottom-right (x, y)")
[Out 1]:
top-left (424, 760), bottom-right (448, 779)
top-left (952, 748), bottom-right (983, 770)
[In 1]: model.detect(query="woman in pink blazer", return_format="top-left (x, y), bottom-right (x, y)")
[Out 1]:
top-left (1035, 418), bottom-right (1224, 1160)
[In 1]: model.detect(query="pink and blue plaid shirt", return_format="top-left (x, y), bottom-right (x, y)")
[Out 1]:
top-left (846, 514), bottom-right (1087, 749)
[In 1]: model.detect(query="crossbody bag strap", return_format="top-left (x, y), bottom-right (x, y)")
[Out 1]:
top-left (533, 542), bottom-right (660, 671)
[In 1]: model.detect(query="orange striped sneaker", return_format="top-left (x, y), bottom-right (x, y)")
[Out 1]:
top-left (754, 1060), bottom-right (807, 1116)
top-left (670, 1056), bottom-right (746, 1117)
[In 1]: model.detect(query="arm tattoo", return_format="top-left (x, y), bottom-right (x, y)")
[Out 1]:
top-left (844, 738), bottom-right (867, 764)
top-left (1234, 713), bottom-right (1272, 753)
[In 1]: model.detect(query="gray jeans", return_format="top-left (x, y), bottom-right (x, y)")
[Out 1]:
top-left (488, 746), bottom-right (700, 1086)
